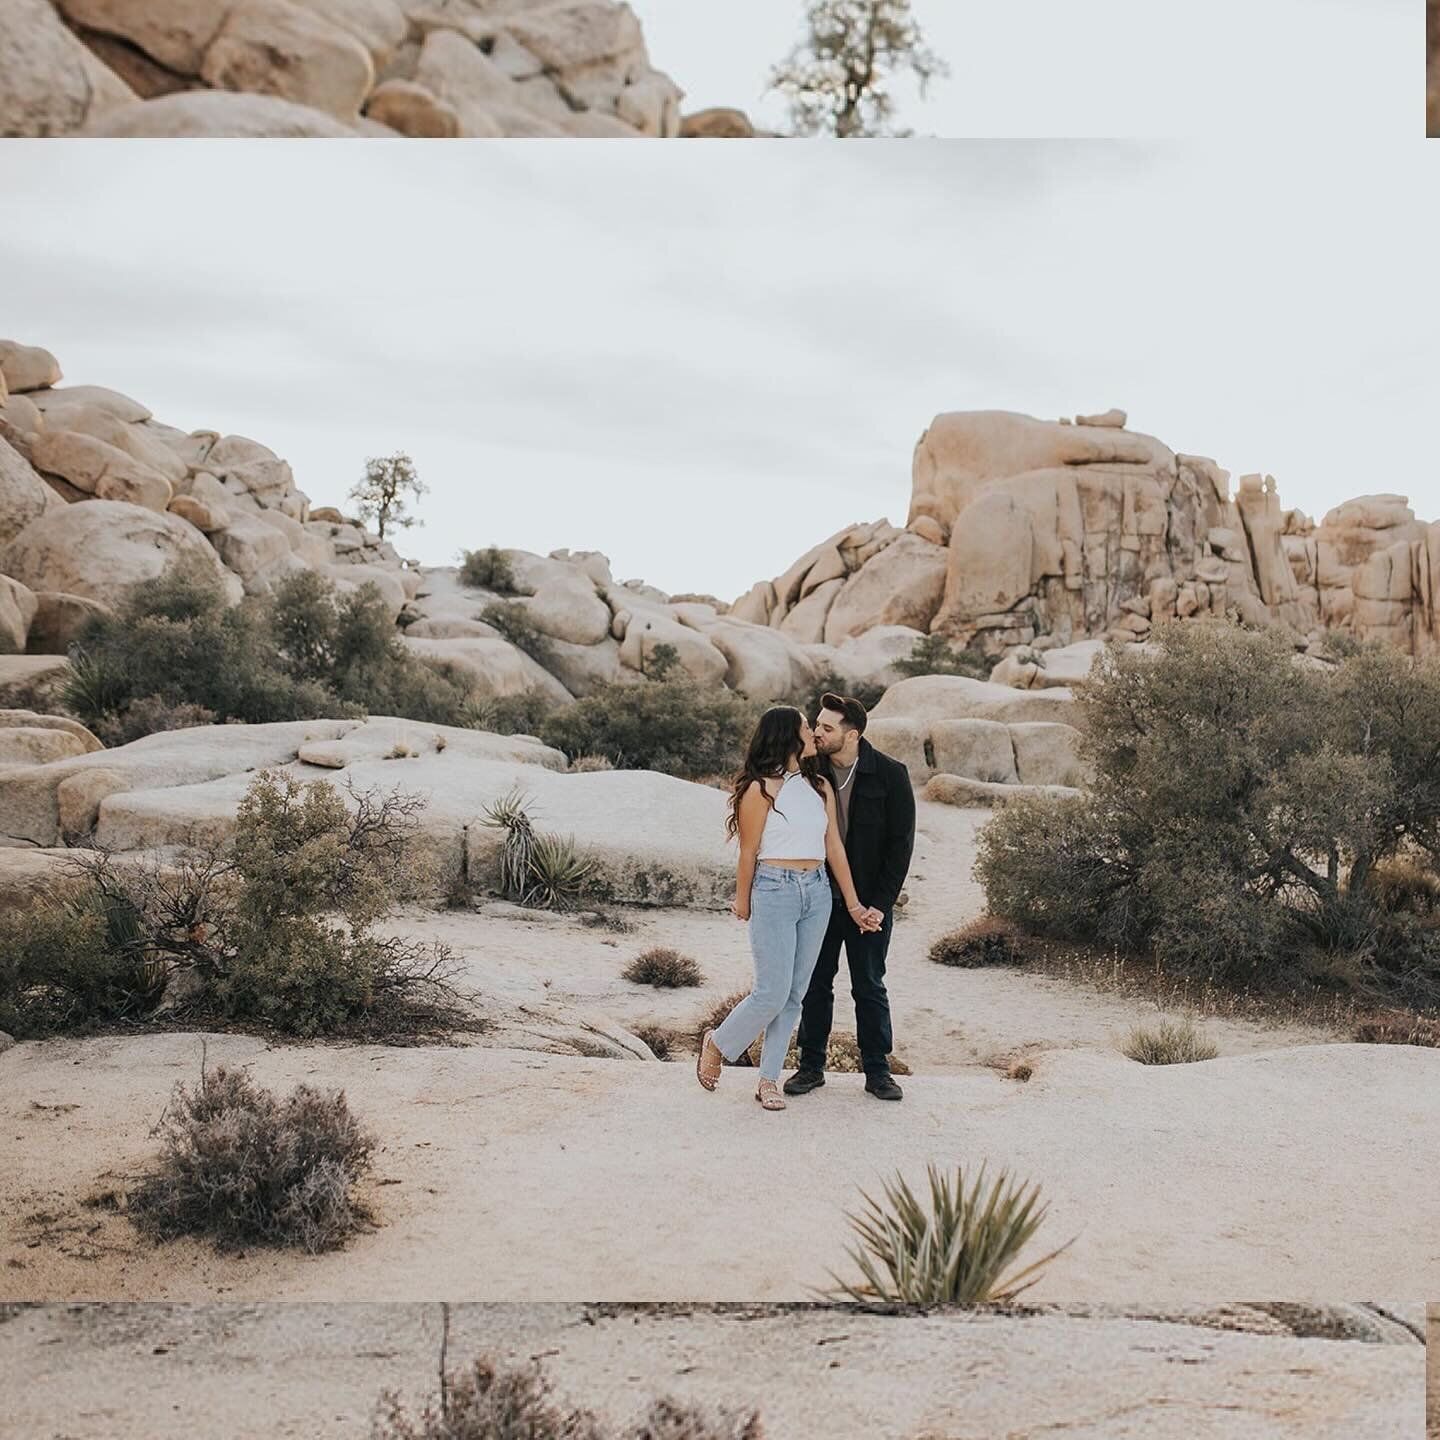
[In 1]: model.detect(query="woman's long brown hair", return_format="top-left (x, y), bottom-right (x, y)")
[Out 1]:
top-left (724, 704), bottom-right (825, 841)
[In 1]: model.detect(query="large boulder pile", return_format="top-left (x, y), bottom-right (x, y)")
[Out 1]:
top-left (0, 0), bottom-right (757, 139)
top-left (0, 337), bottom-right (417, 664)
top-left (734, 407), bottom-right (1440, 662)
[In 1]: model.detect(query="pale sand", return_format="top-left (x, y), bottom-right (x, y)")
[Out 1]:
top-left (0, 1302), bottom-right (1424, 1440)
top-left (1429, 1304), bottom-right (1438, 1438)
top-left (1, 801), bottom-right (1435, 1303)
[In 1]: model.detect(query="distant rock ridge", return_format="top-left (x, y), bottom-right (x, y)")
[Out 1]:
top-left (736, 407), bottom-right (1440, 660)
top-left (0, 0), bottom-right (761, 139)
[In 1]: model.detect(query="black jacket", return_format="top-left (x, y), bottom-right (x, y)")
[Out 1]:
top-left (818, 736), bottom-right (915, 916)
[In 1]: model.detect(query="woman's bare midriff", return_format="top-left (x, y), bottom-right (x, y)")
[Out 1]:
top-left (760, 858), bottom-right (823, 870)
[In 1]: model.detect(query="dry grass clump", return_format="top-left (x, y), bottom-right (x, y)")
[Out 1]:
top-left (633, 1024), bottom-right (681, 1060)
top-left (771, 1032), bottom-right (912, 1076)
top-left (928, 918), bottom-right (1025, 968)
top-left (127, 1063), bottom-right (375, 1254)
top-left (1361, 855), bottom-right (1440, 916)
top-left (1121, 1014), bottom-right (1219, 1065)
top-left (824, 1162), bottom-right (1072, 1307)
top-left (569, 754), bottom-right (616, 773)
top-left (622, 948), bottom-right (705, 989)
top-left (372, 1355), bottom-right (762, 1439)
top-left (1352, 1009), bottom-right (1440, 1047)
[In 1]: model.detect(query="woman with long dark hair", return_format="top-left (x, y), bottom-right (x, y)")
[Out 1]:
top-left (695, 704), bottom-right (880, 1110)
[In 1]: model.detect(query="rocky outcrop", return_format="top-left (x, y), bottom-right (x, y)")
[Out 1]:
top-left (0, 0), bottom-right (761, 139)
top-left (735, 407), bottom-right (1440, 662)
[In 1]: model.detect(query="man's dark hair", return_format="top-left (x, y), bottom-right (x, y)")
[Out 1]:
top-left (819, 691), bottom-right (867, 734)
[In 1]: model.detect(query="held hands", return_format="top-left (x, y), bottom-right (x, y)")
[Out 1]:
top-left (848, 902), bottom-right (884, 933)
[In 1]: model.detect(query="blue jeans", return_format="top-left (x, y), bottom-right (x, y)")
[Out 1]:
top-left (713, 862), bottom-right (834, 1082)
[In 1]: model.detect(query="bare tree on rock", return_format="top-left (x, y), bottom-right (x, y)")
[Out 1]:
top-left (770, 0), bottom-right (948, 138)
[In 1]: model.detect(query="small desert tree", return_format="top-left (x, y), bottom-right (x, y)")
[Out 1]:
top-left (770, 0), bottom-right (948, 138)
top-left (349, 451), bottom-right (427, 542)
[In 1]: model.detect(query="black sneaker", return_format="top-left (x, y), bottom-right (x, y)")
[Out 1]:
top-left (783, 1067), bottom-right (826, 1096)
top-left (865, 1072), bottom-right (903, 1101)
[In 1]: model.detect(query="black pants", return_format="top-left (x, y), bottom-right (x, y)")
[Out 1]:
top-left (795, 901), bottom-right (894, 1077)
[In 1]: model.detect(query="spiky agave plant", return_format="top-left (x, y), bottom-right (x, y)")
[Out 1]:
top-left (479, 785), bottom-right (537, 901)
top-left (523, 831), bottom-right (596, 911)
top-left (824, 1162), bottom-right (1073, 1307)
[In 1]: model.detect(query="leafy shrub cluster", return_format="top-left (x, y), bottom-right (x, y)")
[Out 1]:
top-left (374, 1355), bottom-right (762, 1440)
top-left (539, 669), bottom-right (763, 779)
top-left (128, 1063), bottom-right (375, 1253)
top-left (458, 547), bottom-right (518, 592)
top-left (892, 633), bottom-right (991, 681)
top-left (801, 667), bottom-right (886, 722)
top-left (0, 771), bottom-right (460, 1040)
top-left (61, 561), bottom-right (480, 744)
top-left (975, 620), bottom-right (1440, 1006)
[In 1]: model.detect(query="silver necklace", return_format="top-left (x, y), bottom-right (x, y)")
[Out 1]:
top-left (833, 755), bottom-right (858, 793)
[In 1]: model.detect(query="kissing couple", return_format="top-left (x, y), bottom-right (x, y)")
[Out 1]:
top-left (695, 692), bottom-right (915, 1111)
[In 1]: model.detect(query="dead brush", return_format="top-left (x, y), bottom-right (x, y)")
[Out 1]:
top-left (1352, 1008), bottom-right (1440, 1047)
top-left (622, 947), bottom-right (704, 989)
top-left (127, 1062), bottom-right (375, 1254)
top-left (1121, 1013), bottom-right (1219, 1065)
top-left (928, 918), bottom-right (1025, 968)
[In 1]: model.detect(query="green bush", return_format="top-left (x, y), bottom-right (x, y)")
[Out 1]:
top-left (216, 770), bottom-right (453, 1036)
top-left (458, 546), bottom-right (517, 592)
top-left (472, 688), bottom-right (561, 738)
top-left (1121, 1015), bottom-right (1219, 1065)
top-left (0, 886), bottom-right (164, 1037)
top-left (540, 672), bottom-right (762, 779)
top-left (480, 599), bottom-right (560, 673)
top-left (59, 562), bottom-right (482, 743)
top-left (801, 667), bottom-right (886, 719)
top-left (892, 632), bottom-right (991, 680)
top-left (622, 947), bottom-right (704, 988)
top-left (824, 1162), bottom-right (1071, 1307)
top-left (974, 620), bottom-right (1440, 1003)
top-left (127, 1063), bottom-right (374, 1254)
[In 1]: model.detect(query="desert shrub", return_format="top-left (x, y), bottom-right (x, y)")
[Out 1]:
top-left (769, 1032), bottom-right (912, 1075)
top-left (974, 620), bottom-right (1440, 1004)
top-left (633, 1024), bottom-right (678, 1059)
top-left (457, 546), bottom-right (517, 593)
top-left (928, 918), bottom-right (1024, 967)
top-left (622, 947), bottom-right (704, 988)
top-left (801, 667), bottom-right (886, 720)
top-left (372, 1355), bottom-right (760, 1440)
top-left (1352, 1009), bottom-right (1440, 1047)
top-left (481, 786), bottom-right (538, 901)
top-left (480, 600), bottom-right (559, 671)
top-left (471, 687), bottom-right (561, 738)
top-left (1121, 1014), bottom-right (1219, 1065)
top-left (892, 633), bottom-right (991, 681)
top-left (824, 1162), bottom-right (1072, 1307)
top-left (568, 754), bottom-right (615, 772)
top-left (1361, 855), bottom-right (1440, 916)
top-left (541, 672), bottom-right (762, 779)
top-left (59, 563), bottom-right (482, 742)
top-left (127, 1063), bottom-right (374, 1253)
top-left (0, 885), bottom-right (164, 1037)
top-left (214, 771), bottom-right (454, 1035)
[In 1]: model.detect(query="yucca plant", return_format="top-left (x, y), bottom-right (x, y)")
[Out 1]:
top-left (1121, 1014), bottom-right (1218, 1065)
top-left (523, 831), bottom-right (596, 911)
top-left (480, 785), bottom-right (538, 901)
top-left (823, 1162), bottom-right (1072, 1307)
top-left (61, 645), bottom-right (131, 728)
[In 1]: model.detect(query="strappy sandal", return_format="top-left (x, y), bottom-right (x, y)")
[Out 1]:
top-left (755, 1078), bottom-right (786, 1111)
top-left (696, 1027), bottom-right (722, 1091)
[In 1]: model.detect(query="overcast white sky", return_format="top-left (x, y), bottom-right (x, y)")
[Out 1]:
top-left (636, 0), bottom-right (1415, 138)
top-left (1, 138), bottom-right (1436, 602)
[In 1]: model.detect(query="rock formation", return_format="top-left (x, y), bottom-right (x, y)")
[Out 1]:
top-left (736, 407), bottom-right (1440, 661)
top-left (0, 0), bottom-right (758, 139)
top-left (0, 338), bottom-right (913, 708)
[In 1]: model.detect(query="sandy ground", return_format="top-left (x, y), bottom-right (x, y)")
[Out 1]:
top-left (2, 800), bottom-right (1435, 1303)
top-left (0, 1302), bottom-right (1425, 1440)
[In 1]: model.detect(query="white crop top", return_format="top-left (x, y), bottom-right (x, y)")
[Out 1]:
top-left (755, 771), bottom-right (829, 860)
